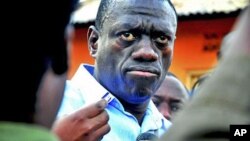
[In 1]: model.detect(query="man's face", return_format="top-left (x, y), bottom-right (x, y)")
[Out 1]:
top-left (152, 76), bottom-right (189, 121)
top-left (93, 0), bottom-right (177, 104)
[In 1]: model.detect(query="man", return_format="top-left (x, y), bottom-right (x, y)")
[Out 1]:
top-left (191, 32), bottom-right (233, 96)
top-left (152, 72), bottom-right (189, 121)
top-left (158, 5), bottom-right (250, 141)
top-left (53, 0), bottom-right (178, 140)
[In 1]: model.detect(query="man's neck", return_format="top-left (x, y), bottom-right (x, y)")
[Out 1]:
top-left (119, 98), bottom-right (150, 126)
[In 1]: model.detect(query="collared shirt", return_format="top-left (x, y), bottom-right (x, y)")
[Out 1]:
top-left (58, 64), bottom-right (171, 141)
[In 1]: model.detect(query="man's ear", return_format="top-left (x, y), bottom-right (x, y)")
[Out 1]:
top-left (87, 26), bottom-right (99, 58)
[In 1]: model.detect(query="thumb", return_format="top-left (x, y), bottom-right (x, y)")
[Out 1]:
top-left (81, 99), bottom-right (108, 118)
top-left (96, 99), bottom-right (108, 109)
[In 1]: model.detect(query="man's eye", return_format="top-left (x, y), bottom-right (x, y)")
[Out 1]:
top-left (171, 106), bottom-right (179, 112)
top-left (153, 101), bottom-right (160, 107)
top-left (170, 103), bottom-right (180, 112)
top-left (120, 32), bottom-right (136, 41)
top-left (155, 35), bottom-right (169, 44)
top-left (152, 97), bottom-right (162, 107)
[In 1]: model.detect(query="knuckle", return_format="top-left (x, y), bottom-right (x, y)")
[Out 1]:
top-left (82, 123), bottom-right (94, 131)
top-left (100, 111), bottom-right (109, 123)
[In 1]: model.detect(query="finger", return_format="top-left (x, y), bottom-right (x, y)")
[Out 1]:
top-left (83, 124), bottom-right (111, 141)
top-left (88, 110), bottom-right (109, 131)
top-left (77, 99), bottom-right (108, 118)
top-left (77, 110), bottom-right (109, 135)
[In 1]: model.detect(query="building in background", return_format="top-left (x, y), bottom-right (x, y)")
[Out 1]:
top-left (69, 0), bottom-right (248, 89)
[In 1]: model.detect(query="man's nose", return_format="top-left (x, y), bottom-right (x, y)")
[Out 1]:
top-left (160, 109), bottom-right (172, 121)
top-left (159, 103), bottom-right (172, 121)
top-left (132, 36), bottom-right (158, 62)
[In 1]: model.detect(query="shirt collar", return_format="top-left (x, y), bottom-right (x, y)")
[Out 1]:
top-left (141, 100), bottom-right (170, 133)
top-left (71, 64), bottom-right (112, 104)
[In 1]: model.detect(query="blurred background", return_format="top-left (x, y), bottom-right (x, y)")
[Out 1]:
top-left (68, 0), bottom-right (248, 89)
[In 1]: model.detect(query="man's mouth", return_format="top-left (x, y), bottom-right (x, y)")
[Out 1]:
top-left (125, 66), bottom-right (160, 78)
top-left (127, 70), bottom-right (158, 77)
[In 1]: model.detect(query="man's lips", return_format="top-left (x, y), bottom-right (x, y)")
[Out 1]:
top-left (125, 66), bottom-right (160, 77)
top-left (126, 70), bottom-right (158, 77)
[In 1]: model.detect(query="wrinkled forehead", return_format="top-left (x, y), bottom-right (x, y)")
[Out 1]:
top-left (100, 0), bottom-right (177, 34)
top-left (107, 0), bottom-right (176, 23)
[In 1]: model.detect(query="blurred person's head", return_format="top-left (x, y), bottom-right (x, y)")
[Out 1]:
top-left (1, 0), bottom-right (76, 129)
top-left (152, 72), bottom-right (189, 121)
top-left (217, 32), bottom-right (235, 60)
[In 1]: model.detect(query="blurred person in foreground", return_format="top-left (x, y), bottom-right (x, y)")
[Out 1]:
top-left (53, 0), bottom-right (178, 140)
top-left (191, 31), bottom-right (236, 97)
top-left (152, 72), bottom-right (189, 121)
top-left (0, 1), bottom-right (110, 141)
top-left (158, 5), bottom-right (250, 141)
top-left (0, 0), bottom-right (74, 139)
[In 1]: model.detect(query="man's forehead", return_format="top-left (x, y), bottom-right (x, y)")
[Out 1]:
top-left (99, 0), bottom-right (176, 32)
top-left (113, 0), bottom-right (171, 15)
top-left (106, 0), bottom-right (176, 28)
top-left (118, 0), bottom-right (167, 6)
top-left (123, 6), bottom-right (169, 18)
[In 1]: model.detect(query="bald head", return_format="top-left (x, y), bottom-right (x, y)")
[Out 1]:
top-left (152, 74), bottom-right (189, 120)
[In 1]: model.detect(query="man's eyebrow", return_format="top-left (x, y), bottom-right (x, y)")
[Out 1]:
top-left (151, 28), bottom-right (173, 36)
top-left (111, 20), bottom-right (176, 38)
top-left (153, 22), bottom-right (176, 34)
top-left (153, 95), bottom-right (164, 99)
top-left (170, 99), bottom-right (182, 103)
top-left (111, 21), bottom-right (141, 32)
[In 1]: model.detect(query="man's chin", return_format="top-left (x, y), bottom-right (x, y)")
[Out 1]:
top-left (128, 89), bottom-right (153, 104)
top-left (127, 96), bottom-right (151, 104)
